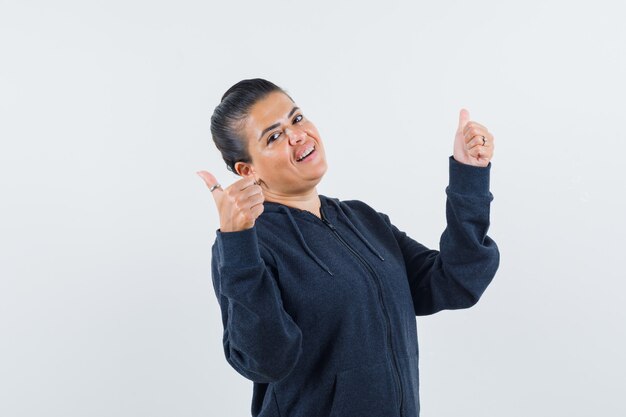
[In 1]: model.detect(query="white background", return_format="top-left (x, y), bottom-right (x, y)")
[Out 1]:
top-left (1, 0), bottom-right (625, 416)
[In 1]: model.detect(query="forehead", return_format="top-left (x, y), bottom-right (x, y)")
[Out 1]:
top-left (245, 91), bottom-right (295, 133)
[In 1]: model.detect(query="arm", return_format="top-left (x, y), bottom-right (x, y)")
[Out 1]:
top-left (384, 155), bottom-right (500, 316)
top-left (211, 226), bottom-right (303, 383)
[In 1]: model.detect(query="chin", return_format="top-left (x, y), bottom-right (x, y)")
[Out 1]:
top-left (311, 162), bottom-right (328, 180)
top-left (304, 168), bottom-right (327, 188)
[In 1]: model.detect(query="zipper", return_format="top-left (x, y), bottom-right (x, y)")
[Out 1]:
top-left (316, 206), bottom-right (404, 417)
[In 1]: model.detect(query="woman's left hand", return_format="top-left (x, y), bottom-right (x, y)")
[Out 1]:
top-left (453, 108), bottom-right (494, 167)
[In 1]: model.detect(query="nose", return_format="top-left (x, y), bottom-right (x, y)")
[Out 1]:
top-left (285, 126), bottom-right (306, 145)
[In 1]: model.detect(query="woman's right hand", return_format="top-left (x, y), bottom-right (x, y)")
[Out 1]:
top-left (196, 171), bottom-right (265, 233)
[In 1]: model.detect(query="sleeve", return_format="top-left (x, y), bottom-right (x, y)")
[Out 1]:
top-left (210, 225), bottom-right (303, 383)
top-left (382, 155), bottom-right (500, 316)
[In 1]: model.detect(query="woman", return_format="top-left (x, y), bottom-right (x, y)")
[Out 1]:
top-left (197, 78), bottom-right (499, 417)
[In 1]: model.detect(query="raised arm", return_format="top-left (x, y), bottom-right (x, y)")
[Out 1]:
top-left (385, 155), bottom-right (500, 316)
top-left (198, 170), bottom-right (303, 383)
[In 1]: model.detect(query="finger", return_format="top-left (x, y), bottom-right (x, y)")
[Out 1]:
top-left (467, 143), bottom-right (492, 160)
top-left (463, 123), bottom-right (487, 139)
top-left (244, 192), bottom-right (265, 210)
top-left (465, 134), bottom-right (490, 149)
top-left (463, 121), bottom-right (489, 136)
top-left (232, 186), bottom-right (264, 212)
top-left (196, 171), bottom-right (223, 193)
top-left (466, 143), bottom-right (487, 157)
top-left (232, 176), bottom-right (258, 192)
top-left (239, 184), bottom-right (264, 200)
top-left (250, 202), bottom-right (265, 219)
top-left (464, 127), bottom-right (488, 144)
top-left (196, 171), bottom-right (224, 203)
top-left (238, 195), bottom-right (265, 225)
top-left (457, 108), bottom-right (470, 132)
top-left (467, 145), bottom-right (482, 160)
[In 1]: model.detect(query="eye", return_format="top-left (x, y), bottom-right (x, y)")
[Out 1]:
top-left (267, 115), bottom-right (303, 145)
top-left (267, 131), bottom-right (281, 144)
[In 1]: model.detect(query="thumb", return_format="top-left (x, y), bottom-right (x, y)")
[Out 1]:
top-left (196, 170), bottom-right (223, 202)
top-left (457, 108), bottom-right (470, 132)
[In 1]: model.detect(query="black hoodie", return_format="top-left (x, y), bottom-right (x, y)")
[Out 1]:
top-left (211, 155), bottom-right (500, 417)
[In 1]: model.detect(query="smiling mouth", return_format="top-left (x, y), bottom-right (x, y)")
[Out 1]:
top-left (296, 145), bottom-right (316, 162)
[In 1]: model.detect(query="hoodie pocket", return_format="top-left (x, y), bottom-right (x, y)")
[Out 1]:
top-left (328, 360), bottom-right (398, 417)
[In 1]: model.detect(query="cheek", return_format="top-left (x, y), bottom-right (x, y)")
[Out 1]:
top-left (304, 124), bottom-right (320, 139)
top-left (261, 148), bottom-right (292, 170)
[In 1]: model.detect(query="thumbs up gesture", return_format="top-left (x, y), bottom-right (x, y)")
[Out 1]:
top-left (453, 108), bottom-right (494, 167)
top-left (196, 171), bottom-right (265, 233)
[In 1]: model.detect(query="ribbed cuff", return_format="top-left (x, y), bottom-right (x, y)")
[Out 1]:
top-left (216, 226), bottom-right (262, 267)
top-left (448, 155), bottom-right (491, 196)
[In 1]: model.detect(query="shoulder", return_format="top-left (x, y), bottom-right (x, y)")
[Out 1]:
top-left (323, 194), bottom-right (375, 212)
top-left (322, 195), bottom-right (392, 228)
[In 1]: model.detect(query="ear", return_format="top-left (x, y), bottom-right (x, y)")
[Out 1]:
top-left (234, 161), bottom-right (255, 178)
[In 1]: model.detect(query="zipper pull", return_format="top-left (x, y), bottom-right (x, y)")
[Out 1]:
top-left (320, 207), bottom-right (336, 230)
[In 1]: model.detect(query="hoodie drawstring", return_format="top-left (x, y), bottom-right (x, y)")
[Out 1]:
top-left (276, 198), bottom-right (385, 277)
top-left (280, 206), bottom-right (334, 277)
top-left (325, 198), bottom-right (386, 261)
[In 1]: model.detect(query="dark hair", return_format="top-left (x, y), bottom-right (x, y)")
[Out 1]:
top-left (210, 78), bottom-right (292, 175)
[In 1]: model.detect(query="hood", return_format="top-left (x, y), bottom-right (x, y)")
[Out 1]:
top-left (260, 195), bottom-right (385, 276)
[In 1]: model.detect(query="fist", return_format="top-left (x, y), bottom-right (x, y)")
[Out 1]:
top-left (453, 108), bottom-right (495, 167)
top-left (197, 171), bottom-right (265, 233)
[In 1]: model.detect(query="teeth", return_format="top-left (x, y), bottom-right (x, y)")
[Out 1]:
top-left (298, 146), bottom-right (315, 161)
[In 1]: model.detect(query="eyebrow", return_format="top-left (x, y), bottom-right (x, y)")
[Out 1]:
top-left (258, 106), bottom-right (300, 141)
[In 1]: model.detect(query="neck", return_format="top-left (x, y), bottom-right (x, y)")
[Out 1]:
top-left (263, 188), bottom-right (322, 218)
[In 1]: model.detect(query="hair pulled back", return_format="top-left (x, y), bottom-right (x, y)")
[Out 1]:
top-left (210, 78), bottom-right (290, 175)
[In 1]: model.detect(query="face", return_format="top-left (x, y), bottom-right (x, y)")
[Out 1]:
top-left (236, 91), bottom-right (328, 196)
